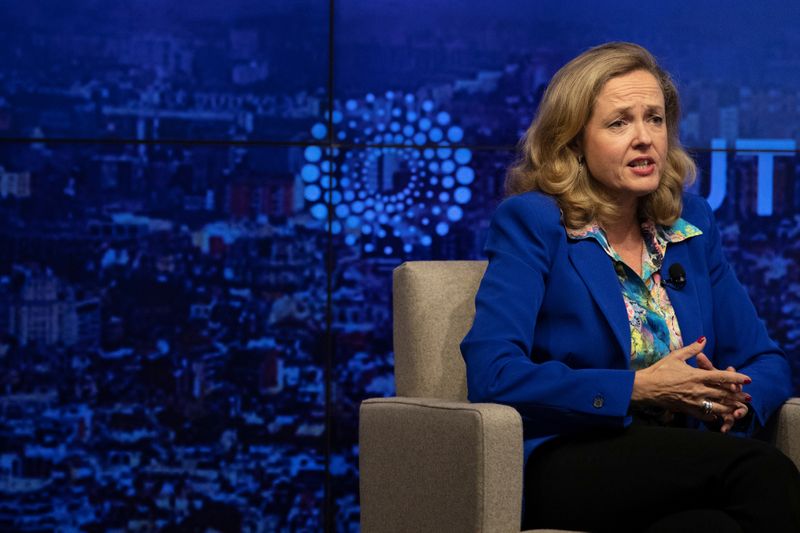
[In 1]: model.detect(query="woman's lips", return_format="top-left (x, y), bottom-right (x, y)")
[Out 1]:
top-left (628, 158), bottom-right (656, 176)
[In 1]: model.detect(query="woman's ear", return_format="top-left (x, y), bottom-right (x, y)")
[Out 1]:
top-left (572, 129), bottom-right (585, 149)
top-left (568, 138), bottom-right (583, 161)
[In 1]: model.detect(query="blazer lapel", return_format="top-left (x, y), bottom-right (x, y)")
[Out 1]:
top-left (567, 239), bottom-right (631, 361)
top-left (661, 242), bottom-right (703, 364)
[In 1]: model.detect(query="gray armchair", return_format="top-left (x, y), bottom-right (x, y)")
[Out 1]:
top-left (359, 260), bottom-right (800, 533)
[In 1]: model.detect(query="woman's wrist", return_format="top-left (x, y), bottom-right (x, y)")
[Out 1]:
top-left (631, 369), bottom-right (651, 404)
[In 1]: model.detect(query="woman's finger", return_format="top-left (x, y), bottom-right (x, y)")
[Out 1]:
top-left (701, 369), bottom-right (751, 387)
top-left (691, 398), bottom-right (739, 422)
top-left (691, 356), bottom-right (750, 388)
top-left (721, 404), bottom-right (750, 434)
top-left (710, 388), bottom-right (751, 406)
top-left (672, 337), bottom-right (707, 362)
top-left (695, 352), bottom-right (714, 371)
top-left (726, 366), bottom-right (742, 393)
top-left (693, 354), bottom-right (747, 394)
top-left (720, 414), bottom-right (735, 433)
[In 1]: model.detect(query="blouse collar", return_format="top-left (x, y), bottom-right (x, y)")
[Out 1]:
top-left (566, 218), bottom-right (703, 280)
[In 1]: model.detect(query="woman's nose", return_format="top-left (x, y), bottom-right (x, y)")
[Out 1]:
top-left (632, 120), bottom-right (652, 147)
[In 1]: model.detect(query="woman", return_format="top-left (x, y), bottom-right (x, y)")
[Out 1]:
top-left (460, 42), bottom-right (800, 532)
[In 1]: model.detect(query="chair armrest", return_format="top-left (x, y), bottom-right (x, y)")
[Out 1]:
top-left (359, 397), bottom-right (523, 533)
top-left (771, 397), bottom-right (800, 469)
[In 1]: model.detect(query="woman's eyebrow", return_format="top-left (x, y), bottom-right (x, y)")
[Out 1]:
top-left (600, 104), bottom-right (665, 119)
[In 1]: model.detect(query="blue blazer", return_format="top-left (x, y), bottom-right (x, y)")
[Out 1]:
top-left (460, 191), bottom-right (792, 463)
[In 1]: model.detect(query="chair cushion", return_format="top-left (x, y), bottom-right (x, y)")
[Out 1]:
top-left (393, 260), bottom-right (487, 400)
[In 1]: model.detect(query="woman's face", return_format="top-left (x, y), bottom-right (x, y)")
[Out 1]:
top-left (582, 69), bottom-right (668, 209)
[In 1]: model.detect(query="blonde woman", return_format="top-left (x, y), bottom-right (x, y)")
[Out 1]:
top-left (461, 42), bottom-right (799, 532)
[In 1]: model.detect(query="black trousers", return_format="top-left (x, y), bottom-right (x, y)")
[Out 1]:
top-left (522, 424), bottom-right (800, 533)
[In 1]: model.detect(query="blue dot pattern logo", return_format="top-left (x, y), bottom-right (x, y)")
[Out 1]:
top-left (303, 92), bottom-right (475, 255)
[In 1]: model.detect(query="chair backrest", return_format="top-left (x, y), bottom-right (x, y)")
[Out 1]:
top-left (392, 260), bottom-right (487, 401)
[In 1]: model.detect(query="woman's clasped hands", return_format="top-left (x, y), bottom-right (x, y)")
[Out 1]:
top-left (631, 337), bottom-right (751, 433)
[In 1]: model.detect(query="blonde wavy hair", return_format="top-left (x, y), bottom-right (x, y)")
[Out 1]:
top-left (505, 42), bottom-right (696, 229)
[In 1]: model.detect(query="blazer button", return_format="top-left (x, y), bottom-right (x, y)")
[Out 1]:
top-left (593, 395), bottom-right (604, 409)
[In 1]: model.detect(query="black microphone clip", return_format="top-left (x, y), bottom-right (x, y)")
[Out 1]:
top-left (660, 263), bottom-right (686, 289)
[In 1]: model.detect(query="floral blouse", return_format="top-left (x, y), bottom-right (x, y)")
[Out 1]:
top-left (567, 219), bottom-right (703, 370)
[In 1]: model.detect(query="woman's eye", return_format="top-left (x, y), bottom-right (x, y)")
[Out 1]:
top-left (650, 116), bottom-right (664, 125)
top-left (609, 120), bottom-right (625, 128)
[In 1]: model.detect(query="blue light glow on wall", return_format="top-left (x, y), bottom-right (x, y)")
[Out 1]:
top-left (303, 93), bottom-right (474, 254)
top-left (3, 1), bottom-right (800, 530)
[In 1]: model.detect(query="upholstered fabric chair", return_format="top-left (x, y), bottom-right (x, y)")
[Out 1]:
top-left (359, 260), bottom-right (800, 533)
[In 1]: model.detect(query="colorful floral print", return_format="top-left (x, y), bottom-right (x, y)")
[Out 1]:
top-left (567, 218), bottom-right (702, 370)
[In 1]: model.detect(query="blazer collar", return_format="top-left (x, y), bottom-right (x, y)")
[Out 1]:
top-left (661, 241), bottom-right (703, 362)
top-left (568, 239), bottom-right (631, 362)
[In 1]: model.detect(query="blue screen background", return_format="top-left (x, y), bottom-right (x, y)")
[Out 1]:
top-left (1, 1), bottom-right (799, 530)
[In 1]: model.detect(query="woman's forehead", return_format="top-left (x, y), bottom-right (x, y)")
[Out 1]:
top-left (591, 71), bottom-right (665, 116)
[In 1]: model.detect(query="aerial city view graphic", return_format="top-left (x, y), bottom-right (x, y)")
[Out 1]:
top-left (1, 0), bottom-right (800, 530)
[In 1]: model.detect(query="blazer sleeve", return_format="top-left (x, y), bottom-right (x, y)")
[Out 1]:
top-left (460, 194), bottom-right (635, 434)
top-left (699, 198), bottom-right (793, 435)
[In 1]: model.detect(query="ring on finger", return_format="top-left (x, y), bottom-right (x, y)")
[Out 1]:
top-left (702, 399), bottom-right (713, 416)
